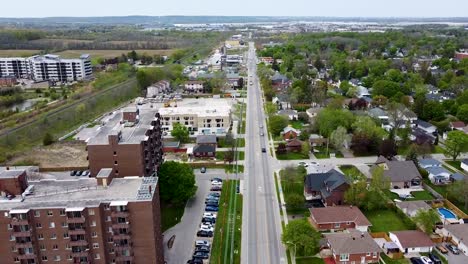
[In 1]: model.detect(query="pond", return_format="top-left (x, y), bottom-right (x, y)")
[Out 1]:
top-left (8, 98), bottom-right (44, 112)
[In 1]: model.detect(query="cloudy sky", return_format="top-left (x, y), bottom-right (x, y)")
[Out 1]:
top-left (1, 0), bottom-right (467, 17)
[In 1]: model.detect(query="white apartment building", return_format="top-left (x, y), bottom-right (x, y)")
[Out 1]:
top-left (147, 80), bottom-right (171, 97)
top-left (0, 54), bottom-right (92, 82)
top-left (184, 80), bottom-right (204, 93)
top-left (158, 106), bottom-right (231, 135)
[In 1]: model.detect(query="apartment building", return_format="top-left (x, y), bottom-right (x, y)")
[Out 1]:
top-left (158, 103), bottom-right (231, 135)
top-left (0, 54), bottom-right (92, 82)
top-left (0, 168), bottom-right (164, 264)
top-left (146, 80), bottom-right (170, 98)
top-left (86, 107), bottom-right (164, 178)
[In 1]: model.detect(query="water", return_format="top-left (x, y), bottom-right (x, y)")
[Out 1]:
top-left (438, 208), bottom-right (457, 219)
top-left (8, 98), bottom-right (43, 112)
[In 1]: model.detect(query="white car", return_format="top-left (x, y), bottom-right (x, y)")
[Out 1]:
top-left (200, 223), bottom-right (214, 229)
top-left (420, 256), bottom-right (433, 264)
top-left (211, 181), bottom-right (222, 186)
top-left (195, 240), bottom-right (210, 247)
top-left (199, 226), bottom-right (214, 232)
top-left (203, 212), bottom-right (217, 218)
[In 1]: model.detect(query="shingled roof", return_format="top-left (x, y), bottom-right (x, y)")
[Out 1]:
top-left (304, 169), bottom-right (349, 199)
top-left (325, 230), bottom-right (382, 255)
top-left (310, 206), bottom-right (371, 227)
top-left (372, 156), bottom-right (422, 183)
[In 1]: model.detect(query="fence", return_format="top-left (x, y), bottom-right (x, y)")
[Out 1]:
top-left (444, 199), bottom-right (468, 218)
top-left (422, 182), bottom-right (444, 199)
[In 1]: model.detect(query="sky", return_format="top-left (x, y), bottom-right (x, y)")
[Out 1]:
top-left (1, 0), bottom-right (467, 18)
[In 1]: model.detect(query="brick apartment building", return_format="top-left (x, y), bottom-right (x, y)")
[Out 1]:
top-left (87, 107), bottom-right (164, 178)
top-left (0, 168), bottom-right (164, 264)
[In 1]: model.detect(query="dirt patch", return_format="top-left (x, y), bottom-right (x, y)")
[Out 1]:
top-left (7, 141), bottom-right (88, 168)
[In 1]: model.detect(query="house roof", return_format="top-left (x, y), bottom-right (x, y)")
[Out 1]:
top-left (372, 157), bottom-right (422, 182)
top-left (396, 201), bottom-right (432, 214)
top-left (305, 169), bottom-right (348, 199)
top-left (278, 109), bottom-right (298, 116)
top-left (325, 230), bottom-right (382, 255)
top-left (461, 159), bottom-right (468, 165)
top-left (368, 107), bottom-right (388, 118)
top-left (0, 170), bottom-right (25, 179)
top-left (271, 71), bottom-right (289, 82)
top-left (450, 121), bottom-right (466, 128)
top-left (415, 119), bottom-right (435, 129)
top-left (193, 144), bottom-right (216, 153)
top-left (310, 206), bottom-right (371, 226)
top-left (286, 139), bottom-right (302, 147)
top-left (426, 167), bottom-right (451, 176)
top-left (444, 224), bottom-right (468, 242)
top-left (196, 135), bottom-right (217, 144)
top-left (163, 141), bottom-right (180, 148)
top-left (282, 126), bottom-right (300, 134)
top-left (450, 173), bottom-right (465, 181)
top-left (418, 158), bottom-right (441, 168)
top-left (390, 230), bottom-right (434, 248)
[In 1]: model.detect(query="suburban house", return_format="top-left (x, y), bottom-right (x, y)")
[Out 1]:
top-left (184, 80), bottom-right (205, 93)
top-left (389, 230), bottom-right (434, 254)
top-left (368, 107), bottom-right (389, 129)
top-left (282, 126), bottom-right (301, 141)
top-left (277, 109), bottom-right (298, 120)
top-left (371, 156), bottom-right (422, 189)
top-left (306, 107), bottom-right (322, 120)
top-left (396, 201), bottom-right (432, 217)
top-left (462, 159), bottom-right (468, 173)
top-left (226, 73), bottom-right (242, 89)
top-left (324, 230), bottom-right (382, 264)
top-left (440, 224), bottom-right (468, 256)
top-left (162, 141), bottom-right (181, 153)
top-left (388, 105), bottom-right (417, 129)
top-left (192, 144), bottom-right (216, 158)
top-left (449, 121), bottom-right (466, 131)
top-left (271, 71), bottom-right (291, 90)
top-left (309, 206), bottom-right (371, 232)
top-left (285, 139), bottom-right (302, 153)
top-left (309, 134), bottom-right (327, 147)
top-left (356, 86), bottom-right (371, 98)
top-left (426, 167), bottom-right (451, 184)
top-left (304, 169), bottom-right (349, 206)
top-left (418, 158), bottom-right (442, 169)
top-left (196, 134), bottom-right (217, 147)
top-left (414, 119), bottom-right (437, 135)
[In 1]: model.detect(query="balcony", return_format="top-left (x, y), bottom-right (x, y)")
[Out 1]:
top-left (71, 251), bottom-right (89, 258)
top-left (113, 233), bottom-right (131, 240)
top-left (67, 217), bottom-right (86, 224)
top-left (13, 230), bottom-right (32, 237)
top-left (111, 211), bottom-right (129, 218)
top-left (114, 243), bottom-right (132, 250)
top-left (112, 222), bottom-right (130, 229)
top-left (68, 229), bottom-right (86, 236)
top-left (17, 253), bottom-right (36, 260)
top-left (15, 242), bottom-right (33, 249)
top-left (115, 255), bottom-right (134, 262)
top-left (11, 219), bottom-right (29, 226)
top-left (70, 240), bottom-right (88, 247)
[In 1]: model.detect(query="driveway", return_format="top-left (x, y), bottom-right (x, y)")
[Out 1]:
top-left (446, 251), bottom-right (468, 264)
top-left (163, 177), bottom-right (210, 264)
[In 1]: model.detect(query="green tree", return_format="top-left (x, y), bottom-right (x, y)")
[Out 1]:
top-left (158, 161), bottom-right (197, 205)
top-left (330, 126), bottom-right (348, 151)
top-left (285, 193), bottom-right (305, 212)
top-left (413, 209), bottom-right (440, 234)
top-left (344, 181), bottom-right (368, 207)
top-left (352, 116), bottom-right (384, 140)
top-left (268, 115), bottom-right (289, 136)
top-left (456, 104), bottom-right (468, 123)
top-left (42, 132), bottom-right (54, 146)
top-left (372, 80), bottom-right (401, 98)
top-left (379, 139), bottom-right (397, 160)
top-left (316, 108), bottom-right (354, 137)
top-left (444, 130), bottom-right (468, 161)
top-left (370, 166), bottom-right (391, 191)
top-left (282, 219), bottom-right (321, 257)
top-left (171, 123), bottom-right (189, 143)
top-left (301, 142), bottom-right (310, 157)
top-left (447, 176), bottom-right (468, 210)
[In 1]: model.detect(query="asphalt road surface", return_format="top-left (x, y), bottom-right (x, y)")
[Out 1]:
top-left (241, 42), bottom-right (287, 264)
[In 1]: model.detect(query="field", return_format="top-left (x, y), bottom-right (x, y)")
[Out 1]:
top-left (0, 49), bottom-right (41, 57)
top-left (56, 49), bottom-right (174, 59)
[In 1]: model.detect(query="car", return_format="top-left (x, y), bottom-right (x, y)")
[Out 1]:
top-left (199, 226), bottom-right (214, 232)
top-left (261, 147), bottom-right (266, 153)
top-left (203, 212), bottom-right (217, 218)
top-left (298, 162), bottom-right (308, 167)
top-left (446, 244), bottom-right (459, 254)
top-left (428, 253), bottom-right (441, 264)
top-left (82, 170), bottom-right (90, 176)
top-left (195, 245), bottom-right (210, 253)
top-left (260, 132), bottom-right (264, 136)
top-left (260, 124), bottom-right (263, 128)
top-left (196, 230), bottom-right (213, 237)
top-left (200, 167), bottom-right (206, 173)
top-left (236, 185), bottom-right (240, 193)
top-left (211, 181), bottom-right (222, 186)
top-left (70, 170), bottom-right (77, 176)
top-left (210, 186), bottom-right (222, 191)
top-left (202, 217), bottom-right (216, 224)
top-left (205, 206), bottom-right (219, 212)
top-left (410, 257), bottom-right (425, 264)
top-left (436, 245), bottom-right (448, 254)
top-left (211, 177), bottom-right (223, 182)
top-left (193, 252), bottom-right (209, 259)
top-left (205, 197), bottom-right (219, 203)
top-left (420, 256), bottom-right (433, 264)
top-left (75, 170), bottom-right (83, 176)
top-left (208, 193), bottom-right (220, 198)
top-left (195, 240), bottom-right (210, 247)
top-left (310, 161), bottom-right (318, 165)
top-left (187, 259), bottom-right (203, 264)
top-left (205, 200), bottom-right (219, 206)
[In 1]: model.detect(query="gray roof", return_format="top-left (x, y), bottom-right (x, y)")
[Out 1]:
top-left (193, 144), bottom-right (216, 153)
top-left (278, 109), bottom-right (297, 115)
top-left (418, 158), bottom-right (441, 168)
top-left (368, 107), bottom-right (388, 118)
top-left (462, 159), bottom-right (468, 165)
top-left (271, 72), bottom-right (288, 82)
top-left (196, 135), bottom-right (217, 144)
top-left (444, 224), bottom-right (468, 241)
top-left (426, 167), bottom-right (451, 176)
top-left (415, 119), bottom-right (436, 129)
top-left (163, 141), bottom-right (180, 148)
top-left (325, 230), bottom-right (382, 255)
top-left (0, 170), bottom-right (25, 179)
top-left (305, 169), bottom-right (348, 199)
top-left (372, 157), bottom-right (422, 182)
top-left (450, 173), bottom-right (465, 181)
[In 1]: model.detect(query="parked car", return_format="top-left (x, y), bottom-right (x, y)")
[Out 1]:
top-left (70, 170), bottom-right (77, 176)
top-left (262, 147), bottom-right (266, 153)
top-left (199, 226), bottom-right (214, 232)
top-left (210, 186), bottom-right (222, 191)
top-left (208, 193), bottom-right (220, 198)
top-left (82, 170), bottom-right (90, 176)
top-left (76, 170), bottom-right (83, 176)
top-left (206, 201), bottom-right (219, 207)
top-left (298, 162), bottom-right (308, 167)
top-left (196, 230), bottom-right (213, 237)
top-left (205, 206), bottom-right (219, 212)
top-left (203, 212), bottom-right (217, 218)
top-left (193, 252), bottom-right (209, 259)
top-left (195, 245), bottom-right (210, 253)
top-left (446, 244), bottom-right (460, 254)
top-left (200, 167), bottom-right (206, 173)
top-left (202, 217), bottom-right (216, 224)
top-left (310, 161), bottom-right (318, 165)
top-left (211, 177), bottom-right (223, 182)
top-left (205, 199), bottom-right (219, 204)
top-left (428, 253), bottom-right (441, 264)
top-left (420, 256), bottom-right (433, 264)
top-left (410, 257), bottom-right (425, 264)
top-left (187, 259), bottom-right (203, 264)
top-left (195, 240), bottom-right (210, 247)
top-left (436, 245), bottom-right (448, 254)
top-left (211, 181), bottom-right (222, 186)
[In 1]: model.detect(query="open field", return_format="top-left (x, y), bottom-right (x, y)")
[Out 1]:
top-left (56, 49), bottom-right (175, 59)
top-left (0, 49), bottom-right (41, 57)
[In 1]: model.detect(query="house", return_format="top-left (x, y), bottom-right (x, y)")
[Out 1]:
top-left (449, 121), bottom-right (466, 131)
top-left (286, 139), bottom-right (302, 153)
top-left (451, 172), bottom-right (465, 182)
top-left (184, 80), bottom-right (204, 93)
top-left (324, 230), bottom-right (382, 264)
top-left (371, 156), bottom-right (422, 189)
top-left (306, 107), bottom-right (322, 119)
top-left (282, 126), bottom-right (300, 141)
top-left (309, 134), bottom-right (327, 147)
top-left (162, 141), bottom-right (181, 153)
top-left (356, 86), bottom-right (371, 98)
top-left (309, 206), bottom-right (371, 232)
top-left (411, 127), bottom-right (436, 145)
top-left (414, 120), bottom-right (437, 135)
top-left (226, 73), bottom-right (242, 88)
top-left (441, 224), bottom-right (468, 256)
top-left (368, 107), bottom-right (390, 128)
top-left (389, 230), bottom-right (434, 254)
top-left (461, 159), bottom-right (468, 173)
top-left (196, 134), bottom-right (217, 147)
top-left (426, 167), bottom-right (451, 184)
top-left (277, 109), bottom-right (298, 120)
top-left (271, 71), bottom-right (291, 90)
top-left (304, 169), bottom-right (349, 206)
top-left (146, 80), bottom-right (170, 98)
top-left (396, 201), bottom-right (432, 217)
top-left (192, 144), bottom-right (216, 158)
top-left (418, 158), bottom-right (442, 169)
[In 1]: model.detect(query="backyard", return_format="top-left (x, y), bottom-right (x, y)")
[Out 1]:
top-left (339, 165), bottom-right (367, 181)
top-left (365, 209), bottom-right (416, 232)
top-left (383, 190), bottom-right (434, 201)
top-left (312, 146), bottom-right (343, 159)
top-left (277, 152), bottom-right (309, 160)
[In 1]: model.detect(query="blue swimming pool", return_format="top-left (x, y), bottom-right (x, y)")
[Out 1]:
top-left (438, 208), bottom-right (457, 219)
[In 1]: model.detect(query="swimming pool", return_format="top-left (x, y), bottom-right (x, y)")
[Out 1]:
top-left (438, 208), bottom-right (457, 219)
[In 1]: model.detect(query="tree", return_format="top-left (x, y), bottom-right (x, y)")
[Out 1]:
top-left (372, 95), bottom-right (388, 106)
top-left (413, 209), bottom-right (440, 234)
top-left (276, 143), bottom-right (287, 155)
top-left (316, 108), bottom-right (354, 137)
top-left (301, 142), bottom-right (310, 157)
top-left (421, 101), bottom-right (445, 121)
top-left (158, 161), bottom-right (197, 205)
top-left (344, 181), bottom-right (368, 206)
top-left (351, 132), bottom-right (378, 156)
top-left (379, 139), bottom-right (397, 160)
top-left (171, 123), bottom-right (189, 143)
top-left (370, 166), bottom-right (391, 191)
top-left (447, 176), bottom-right (468, 210)
top-left (282, 219), bottom-right (321, 257)
top-left (269, 115), bottom-right (289, 136)
top-left (285, 193), bottom-right (304, 212)
top-left (330, 126), bottom-right (347, 151)
top-left (456, 104), bottom-right (468, 123)
top-left (43, 132), bottom-right (54, 146)
top-left (372, 80), bottom-right (401, 98)
top-left (444, 130), bottom-right (468, 161)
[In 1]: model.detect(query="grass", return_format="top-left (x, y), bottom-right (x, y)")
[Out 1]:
top-left (56, 49), bottom-right (174, 59)
top-left (365, 209), bottom-right (415, 232)
top-left (384, 190), bottom-right (434, 201)
top-left (217, 137), bottom-right (245, 148)
top-left (277, 152), bottom-right (309, 160)
top-left (225, 165), bottom-right (244, 173)
top-left (379, 254), bottom-right (410, 264)
top-left (339, 165), bottom-right (366, 181)
top-left (290, 120), bottom-right (304, 129)
top-left (233, 193), bottom-right (243, 264)
top-left (280, 167), bottom-right (308, 214)
top-left (312, 146), bottom-right (343, 159)
top-left (0, 49), bottom-right (41, 57)
top-left (160, 203), bottom-right (185, 232)
top-left (210, 181), bottom-right (231, 264)
top-left (445, 160), bottom-right (462, 171)
top-left (296, 257), bottom-right (325, 264)
top-left (215, 151), bottom-right (244, 161)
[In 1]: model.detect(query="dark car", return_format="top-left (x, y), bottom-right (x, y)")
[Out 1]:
top-left (205, 206), bottom-right (219, 212)
top-left (70, 170), bottom-right (77, 176)
top-left (410, 257), bottom-right (424, 264)
top-left (202, 217), bottom-right (216, 224)
top-left (208, 192), bottom-right (220, 198)
top-left (262, 147), bottom-right (266, 153)
top-left (428, 253), bottom-right (442, 264)
top-left (187, 259), bottom-right (203, 264)
top-left (196, 230), bottom-right (213, 237)
top-left (76, 170), bottom-right (83, 176)
top-left (446, 244), bottom-right (460, 254)
top-left (200, 167), bottom-right (206, 173)
top-left (205, 201), bottom-right (219, 206)
top-left (193, 252), bottom-right (209, 259)
top-left (210, 186), bottom-right (222, 191)
top-left (195, 245), bottom-right (210, 253)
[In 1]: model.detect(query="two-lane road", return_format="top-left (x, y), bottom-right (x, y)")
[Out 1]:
top-left (241, 42), bottom-right (287, 264)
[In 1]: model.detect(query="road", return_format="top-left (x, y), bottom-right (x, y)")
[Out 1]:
top-left (241, 42), bottom-right (287, 264)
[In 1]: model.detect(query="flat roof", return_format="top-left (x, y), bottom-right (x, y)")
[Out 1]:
top-left (0, 170), bottom-right (25, 179)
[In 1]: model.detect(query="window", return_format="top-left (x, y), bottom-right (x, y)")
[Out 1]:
top-left (373, 252), bottom-right (378, 257)
top-left (346, 221), bottom-right (351, 225)
top-left (34, 211), bottom-right (40, 217)
top-left (52, 244), bottom-right (58, 250)
top-left (49, 222), bottom-right (55, 228)
top-left (63, 233), bottom-right (69, 239)
top-left (41, 256), bottom-right (48, 261)
top-left (108, 227), bottom-right (113, 233)
top-left (114, 160), bottom-right (118, 165)
top-left (67, 255), bottom-right (72, 260)
top-left (11, 246), bottom-right (17, 252)
top-left (95, 253), bottom-right (100, 259)
top-left (106, 216), bottom-right (111, 222)
top-left (51, 233), bottom-right (57, 239)
top-left (38, 234), bottom-right (44, 240)
top-left (91, 232), bottom-right (97, 238)
top-left (93, 243), bottom-right (99, 249)
top-left (104, 204), bottom-right (110, 211)
top-left (113, 151), bottom-right (117, 155)
top-left (88, 209), bottom-right (95, 215)
top-left (36, 223), bottom-right (42, 228)
top-left (54, 256), bottom-right (61, 261)
top-left (47, 210), bottom-right (53, 216)
top-left (109, 248), bottom-right (115, 254)
top-left (107, 236), bottom-right (113, 243)
top-left (40, 245), bottom-right (46, 251)
top-left (91, 221), bottom-right (96, 227)
top-left (14, 257), bottom-right (19, 262)
top-left (340, 254), bottom-right (349, 261)
top-left (115, 170), bottom-right (119, 174)
top-left (61, 222), bottom-right (67, 228)
top-left (59, 210), bottom-right (66, 216)
top-left (334, 223), bottom-right (340, 228)
top-left (65, 244), bottom-right (71, 250)
top-left (4, 212), bottom-right (9, 217)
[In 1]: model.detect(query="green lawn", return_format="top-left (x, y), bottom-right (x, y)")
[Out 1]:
top-left (365, 209), bottom-right (415, 232)
top-left (339, 165), bottom-right (366, 181)
top-left (445, 160), bottom-right (462, 170)
top-left (296, 257), bottom-right (325, 264)
top-left (290, 120), bottom-right (304, 129)
top-left (423, 179), bottom-right (468, 214)
top-left (379, 254), bottom-right (410, 264)
top-left (215, 151), bottom-right (244, 161)
top-left (280, 167), bottom-right (308, 214)
top-left (312, 146), bottom-right (343, 159)
top-left (217, 137), bottom-right (245, 148)
top-left (277, 152), bottom-right (309, 160)
top-left (384, 190), bottom-right (434, 201)
top-left (225, 164), bottom-right (244, 173)
top-left (160, 203), bottom-right (185, 232)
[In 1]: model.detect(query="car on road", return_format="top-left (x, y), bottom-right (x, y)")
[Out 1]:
top-left (410, 257), bottom-right (425, 264)
top-left (200, 167), bottom-right (206, 173)
top-left (262, 147), bottom-right (266, 153)
top-left (195, 245), bottom-right (210, 253)
top-left (76, 170), bottom-right (83, 176)
top-left (420, 256), bottom-right (433, 264)
top-left (70, 170), bottom-right (77, 176)
top-left (298, 162), bottom-right (308, 167)
top-left (260, 132), bottom-right (264, 136)
top-left (196, 230), bottom-right (213, 237)
top-left (203, 213), bottom-right (217, 218)
top-left (310, 161), bottom-right (319, 165)
top-left (436, 245), bottom-right (448, 254)
top-left (428, 254), bottom-right (441, 264)
top-left (195, 240), bottom-right (210, 247)
top-left (193, 252), bottom-right (209, 259)
top-left (205, 206), bottom-right (219, 212)
top-left (260, 124), bottom-right (263, 128)
top-left (199, 226), bottom-right (214, 232)
top-left (187, 259), bottom-right (203, 264)
top-left (446, 244), bottom-right (460, 254)
top-left (210, 186), bottom-right (222, 191)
